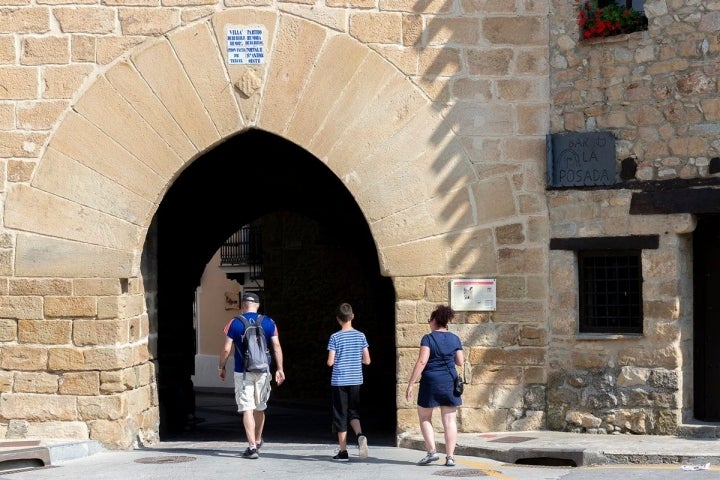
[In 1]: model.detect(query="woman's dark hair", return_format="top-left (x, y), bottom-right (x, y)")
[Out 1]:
top-left (431, 305), bottom-right (455, 328)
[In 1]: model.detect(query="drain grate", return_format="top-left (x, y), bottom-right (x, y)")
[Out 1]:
top-left (433, 468), bottom-right (489, 477)
top-left (135, 456), bottom-right (196, 464)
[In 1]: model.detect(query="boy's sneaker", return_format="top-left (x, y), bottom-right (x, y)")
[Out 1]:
top-left (417, 451), bottom-right (439, 465)
top-left (445, 455), bottom-right (455, 467)
top-left (357, 434), bottom-right (369, 459)
top-left (256, 439), bottom-right (263, 451)
top-left (333, 450), bottom-right (349, 462)
top-left (242, 447), bottom-right (259, 459)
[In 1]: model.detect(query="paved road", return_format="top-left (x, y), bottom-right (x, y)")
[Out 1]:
top-left (3, 441), bottom-right (718, 480)
top-left (3, 390), bottom-right (720, 479)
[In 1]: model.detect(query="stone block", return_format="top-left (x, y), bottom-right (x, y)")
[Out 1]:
top-left (0, 67), bottom-right (36, 101)
top-left (83, 346), bottom-right (135, 370)
top-left (44, 296), bottom-right (97, 318)
top-left (104, 59), bottom-right (196, 159)
top-left (78, 394), bottom-right (126, 420)
top-left (285, 34), bottom-right (369, 148)
top-left (21, 36), bottom-right (69, 65)
top-left (31, 150), bottom-right (155, 227)
top-left (73, 76), bottom-right (184, 181)
top-left (0, 393), bottom-right (77, 421)
top-left (60, 372), bottom-right (100, 395)
top-left (459, 406), bottom-right (511, 432)
top-left (73, 320), bottom-right (129, 346)
top-left (9, 278), bottom-right (72, 296)
top-left (395, 300), bottom-right (418, 324)
top-left (0, 131), bottom-right (47, 158)
top-left (42, 64), bottom-right (94, 99)
top-left (97, 295), bottom-right (144, 319)
top-left (255, 14), bottom-right (325, 133)
top-left (396, 324), bottom-right (428, 348)
top-left (88, 419), bottom-right (134, 449)
top-left (0, 318), bottom-right (17, 341)
top-left (53, 7), bottom-right (115, 34)
top-left (168, 21), bottom-right (243, 137)
top-left (1, 345), bottom-right (47, 370)
top-left (0, 370), bottom-right (13, 392)
top-left (473, 365), bottom-right (523, 385)
top-left (14, 372), bottom-right (58, 393)
top-left (349, 12), bottom-right (401, 44)
top-left (18, 319), bottom-right (72, 344)
top-left (418, 46), bottom-right (461, 76)
top-left (130, 37), bottom-right (219, 151)
top-left (72, 279), bottom-right (122, 297)
top-left (48, 347), bottom-right (85, 371)
top-left (394, 278), bottom-right (425, 301)
top-left (15, 234), bottom-right (135, 278)
top-left (25, 421), bottom-right (89, 439)
top-left (118, 7), bottom-right (179, 35)
top-left (490, 384), bottom-right (525, 408)
top-left (16, 100), bottom-right (67, 130)
top-left (4, 186), bottom-right (141, 251)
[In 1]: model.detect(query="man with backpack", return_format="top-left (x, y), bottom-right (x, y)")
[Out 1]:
top-left (218, 292), bottom-right (285, 459)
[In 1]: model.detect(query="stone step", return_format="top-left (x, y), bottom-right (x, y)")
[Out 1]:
top-left (677, 424), bottom-right (720, 438)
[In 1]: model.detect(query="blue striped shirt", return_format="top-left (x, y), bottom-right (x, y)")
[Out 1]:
top-left (328, 329), bottom-right (368, 386)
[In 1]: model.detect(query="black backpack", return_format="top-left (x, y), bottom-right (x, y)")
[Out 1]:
top-left (234, 315), bottom-right (271, 375)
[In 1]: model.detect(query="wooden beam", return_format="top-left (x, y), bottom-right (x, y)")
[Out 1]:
top-left (550, 235), bottom-right (659, 250)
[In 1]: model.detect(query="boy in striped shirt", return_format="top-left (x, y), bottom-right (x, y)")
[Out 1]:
top-left (327, 303), bottom-right (371, 461)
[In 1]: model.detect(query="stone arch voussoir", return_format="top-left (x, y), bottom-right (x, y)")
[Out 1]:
top-left (8, 9), bottom-right (475, 280)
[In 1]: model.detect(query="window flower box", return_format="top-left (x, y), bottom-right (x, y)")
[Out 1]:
top-left (576, 0), bottom-right (648, 40)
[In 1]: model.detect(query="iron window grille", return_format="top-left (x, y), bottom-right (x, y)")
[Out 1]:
top-left (578, 250), bottom-right (643, 334)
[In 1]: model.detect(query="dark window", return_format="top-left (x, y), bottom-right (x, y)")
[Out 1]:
top-left (578, 250), bottom-right (643, 334)
top-left (599, 0), bottom-right (643, 12)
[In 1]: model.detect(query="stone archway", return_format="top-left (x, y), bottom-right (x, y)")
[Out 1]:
top-left (1, 10), bottom-right (476, 448)
top-left (10, 9), bottom-right (476, 281)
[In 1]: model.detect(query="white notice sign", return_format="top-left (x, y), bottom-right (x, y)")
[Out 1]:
top-left (450, 279), bottom-right (496, 311)
top-left (227, 25), bottom-right (266, 65)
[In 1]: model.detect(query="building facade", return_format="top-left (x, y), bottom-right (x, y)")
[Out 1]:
top-left (0, 0), bottom-right (718, 448)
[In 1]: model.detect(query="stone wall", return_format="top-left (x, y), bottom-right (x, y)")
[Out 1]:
top-left (0, 278), bottom-right (158, 448)
top-left (550, 0), bottom-right (720, 181)
top-left (0, 0), bottom-right (552, 447)
top-left (545, 0), bottom-right (720, 434)
top-left (396, 275), bottom-right (549, 434)
top-left (546, 189), bottom-right (694, 434)
top-left (1, 0), bottom-right (717, 447)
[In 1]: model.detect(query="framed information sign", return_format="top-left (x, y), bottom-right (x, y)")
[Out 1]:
top-left (450, 279), bottom-right (496, 311)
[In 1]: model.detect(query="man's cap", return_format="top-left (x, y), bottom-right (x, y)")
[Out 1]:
top-left (241, 292), bottom-right (260, 303)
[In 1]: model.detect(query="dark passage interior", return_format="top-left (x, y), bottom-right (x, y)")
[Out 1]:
top-left (147, 129), bottom-right (397, 445)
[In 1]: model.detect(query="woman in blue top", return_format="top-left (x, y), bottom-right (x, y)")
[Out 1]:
top-left (405, 305), bottom-right (464, 467)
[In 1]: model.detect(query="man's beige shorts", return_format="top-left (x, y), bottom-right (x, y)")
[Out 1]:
top-left (233, 371), bottom-right (271, 412)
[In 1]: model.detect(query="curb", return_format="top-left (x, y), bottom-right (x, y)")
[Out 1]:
top-left (398, 436), bottom-right (594, 467)
top-left (0, 440), bottom-right (103, 472)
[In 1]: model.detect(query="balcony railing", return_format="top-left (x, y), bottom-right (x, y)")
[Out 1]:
top-left (220, 224), bottom-right (263, 280)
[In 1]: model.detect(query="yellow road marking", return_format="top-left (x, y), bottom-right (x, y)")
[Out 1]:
top-left (585, 464), bottom-right (720, 471)
top-left (456, 457), bottom-right (720, 477)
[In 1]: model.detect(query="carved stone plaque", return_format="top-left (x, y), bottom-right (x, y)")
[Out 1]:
top-left (547, 132), bottom-right (616, 187)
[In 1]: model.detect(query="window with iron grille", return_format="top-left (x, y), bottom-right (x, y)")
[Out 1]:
top-left (578, 250), bottom-right (643, 334)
